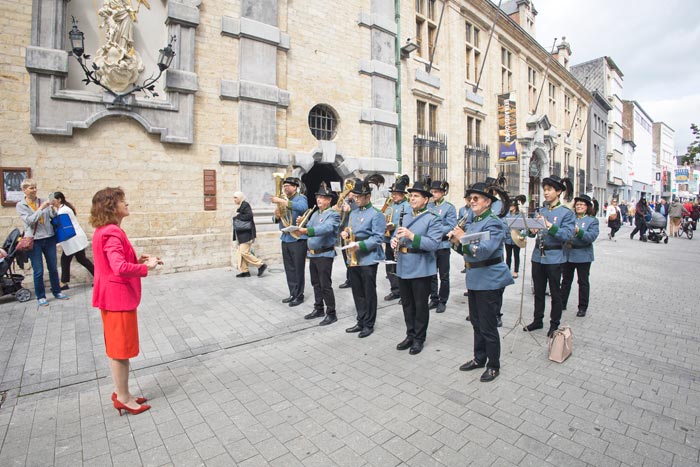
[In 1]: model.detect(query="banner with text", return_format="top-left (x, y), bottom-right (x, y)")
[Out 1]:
top-left (498, 93), bottom-right (518, 162)
top-left (675, 168), bottom-right (689, 182)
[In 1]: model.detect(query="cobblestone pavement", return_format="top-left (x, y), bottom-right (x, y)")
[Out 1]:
top-left (1, 224), bottom-right (699, 466)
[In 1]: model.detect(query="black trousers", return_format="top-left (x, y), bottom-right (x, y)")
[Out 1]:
top-left (384, 243), bottom-right (399, 294)
top-left (399, 276), bottom-right (431, 343)
top-left (282, 240), bottom-right (307, 299)
top-left (560, 261), bottom-right (591, 312)
top-left (504, 244), bottom-right (520, 272)
top-left (468, 288), bottom-right (503, 369)
top-left (348, 264), bottom-right (378, 329)
top-left (309, 257), bottom-right (335, 313)
top-left (429, 248), bottom-right (451, 304)
top-left (532, 261), bottom-right (563, 327)
top-left (609, 222), bottom-right (621, 238)
top-left (60, 248), bottom-right (94, 284)
top-left (341, 248), bottom-right (351, 283)
top-left (630, 219), bottom-right (647, 238)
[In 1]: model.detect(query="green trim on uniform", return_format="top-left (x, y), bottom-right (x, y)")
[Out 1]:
top-left (307, 227), bottom-right (315, 237)
top-left (576, 228), bottom-right (584, 239)
top-left (359, 241), bottom-right (368, 252)
top-left (412, 234), bottom-right (421, 249)
top-left (548, 224), bottom-right (559, 235)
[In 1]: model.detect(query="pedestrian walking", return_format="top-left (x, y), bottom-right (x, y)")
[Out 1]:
top-left (50, 192), bottom-right (94, 289)
top-left (630, 199), bottom-right (650, 241)
top-left (232, 192), bottom-right (267, 278)
top-left (606, 198), bottom-right (622, 240)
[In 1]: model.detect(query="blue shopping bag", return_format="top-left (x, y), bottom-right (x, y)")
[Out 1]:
top-left (51, 213), bottom-right (77, 243)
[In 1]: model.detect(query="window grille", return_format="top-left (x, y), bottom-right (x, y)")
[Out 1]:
top-left (308, 104), bottom-right (338, 140)
top-left (464, 144), bottom-right (489, 190)
top-left (414, 133), bottom-right (448, 183)
top-left (553, 161), bottom-right (562, 178)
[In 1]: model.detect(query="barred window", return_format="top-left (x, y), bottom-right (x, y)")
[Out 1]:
top-left (308, 104), bottom-right (338, 140)
top-left (464, 144), bottom-right (489, 190)
top-left (415, 133), bottom-right (448, 183)
top-left (500, 163), bottom-right (519, 196)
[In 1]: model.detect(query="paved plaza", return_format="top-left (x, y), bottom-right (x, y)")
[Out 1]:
top-left (0, 223), bottom-right (699, 467)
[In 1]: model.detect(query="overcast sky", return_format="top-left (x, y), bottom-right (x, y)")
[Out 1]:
top-left (532, 0), bottom-right (699, 154)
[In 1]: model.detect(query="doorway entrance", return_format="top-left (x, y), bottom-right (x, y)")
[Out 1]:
top-left (528, 154), bottom-right (543, 215)
top-left (301, 163), bottom-right (343, 208)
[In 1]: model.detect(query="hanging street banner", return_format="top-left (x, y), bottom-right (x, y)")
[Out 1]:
top-left (498, 93), bottom-right (518, 162)
top-left (675, 168), bottom-right (689, 182)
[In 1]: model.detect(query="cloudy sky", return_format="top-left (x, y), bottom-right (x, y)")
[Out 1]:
top-left (533, 0), bottom-right (700, 154)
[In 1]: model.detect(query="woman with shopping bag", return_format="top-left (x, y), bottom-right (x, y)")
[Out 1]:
top-left (50, 192), bottom-right (94, 289)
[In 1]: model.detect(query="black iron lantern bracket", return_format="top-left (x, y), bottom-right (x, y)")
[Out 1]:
top-left (68, 17), bottom-right (176, 106)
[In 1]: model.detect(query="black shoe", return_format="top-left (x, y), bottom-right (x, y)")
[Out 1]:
top-left (630, 232), bottom-right (634, 239)
top-left (396, 337), bottom-right (413, 350)
top-left (345, 324), bottom-right (362, 333)
top-left (428, 302), bottom-right (439, 310)
top-left (576, 308), bottom-right (587, 317)
top-left (461, 268), bottom-right (466, 273)
top-left (358, 328), bottom-right (373, 338)
top-left (282, 296), bottom-right (294, 303)
top-left (496, 316), bottom-right (503, 327)
top-left (547, 325), bottom-right (558, 338)
top-left (480, 368), bottom-right (499, 382)
top-left (463, 291), bottom-right (469, 296)
top-left (304, 309), bottom-right (324, 319)
top-left (339, 281), bottom-right (352, 289)
top-left (319, 314), bottom-right (337, 326)
top-left (384, 292), bottom-right (400, 301)
top-left (523, 321), bottom-right (543, 332)
top-left (398, 299), bottom-right (402, 306)
top-left (465, 314), bottom-right (471, 321)
top-left (436, 303), bottom-right (446, 313)
top-left (562, 305), bottom-right (567, 311)
top-left (236, 272), bottom-right (251, 278)
top-left (60, 284), bottom-right (70, 290)
top-left (289, 297), bottom-right (304, 307)
top-left (459, 359), bottom-right (485, 371)
top-left (257, 264), bottom-right (268, 277)
top-left (409, 341), bottom-right (424, 355)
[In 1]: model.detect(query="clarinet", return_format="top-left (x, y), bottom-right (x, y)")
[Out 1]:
top-left (393, 208), bottom-right (406, 259)
top-left (537, 207), bottom-right (547, 257)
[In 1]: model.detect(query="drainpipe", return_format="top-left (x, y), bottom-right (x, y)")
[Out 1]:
top-left (395, 0), bottom-right (402, 173)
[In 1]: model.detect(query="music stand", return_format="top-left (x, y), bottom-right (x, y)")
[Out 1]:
top-left (501, 212), bottom-right (543, 350)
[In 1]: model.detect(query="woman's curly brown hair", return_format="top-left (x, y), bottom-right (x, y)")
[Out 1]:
top-left (90, 187), bottom-right (125, 228)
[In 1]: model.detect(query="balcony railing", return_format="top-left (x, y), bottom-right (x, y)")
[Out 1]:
top-left (464, 144), bottom-right (489, 190)
top-left (414, 133), bottom-right (448, 182)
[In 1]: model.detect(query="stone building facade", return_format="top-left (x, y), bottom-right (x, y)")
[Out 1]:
top-left (1, 0), bottom-right (590, 275)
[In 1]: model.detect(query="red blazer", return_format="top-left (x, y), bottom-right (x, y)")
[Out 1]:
top-left (92, 224), bottom-right (148, 311)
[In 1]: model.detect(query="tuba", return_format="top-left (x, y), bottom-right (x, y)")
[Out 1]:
top-left (291, 206), bottom-right (317, 239)
top-left (273, 172), bottom-right (292, 227)
top-left (335, 179), bottom-right (355, 209)
top-left (344, 226), bottom-right (358, 267)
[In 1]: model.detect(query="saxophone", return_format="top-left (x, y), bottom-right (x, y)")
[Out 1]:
top-left (292, 206), bottom-right (317, 239)
top-left (383, 197), bottom-right (394, 237)
top-left (335, 179), bottom-right (355, 209)
top-left (344, 226), bottom-right (358, 267)
top-left (273, 172), bottom-right (292, 227)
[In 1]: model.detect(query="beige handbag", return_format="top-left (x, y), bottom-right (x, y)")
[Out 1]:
top-left (548, 326), bottom-right (572, 363)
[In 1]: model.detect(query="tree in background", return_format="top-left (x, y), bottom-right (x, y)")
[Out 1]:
top-left (681, 123), bottom-right (699, 165)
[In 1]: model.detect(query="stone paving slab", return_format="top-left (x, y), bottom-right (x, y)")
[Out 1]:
top-left (0, 224), bottom-right (699, 466)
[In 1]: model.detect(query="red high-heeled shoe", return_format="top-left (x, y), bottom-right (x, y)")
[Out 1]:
top-left (112, 392), bottom-right (147, 404)
top-left (113, 399), bottom-right (151, 416)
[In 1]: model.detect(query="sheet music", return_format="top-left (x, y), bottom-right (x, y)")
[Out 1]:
top-left (281, 225), bottom-right (300, 233)
top-left (262, 192), bottom-right (273, 203)
top-left (460, 231), bottom-right (490, 245)
top-left (507, 217), bottom-right (547, 230)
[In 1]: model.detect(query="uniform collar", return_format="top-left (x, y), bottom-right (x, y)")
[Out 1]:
top-left (433, 198), bottom-right (445, 206)
top-left (413, 206), bottom-right (428, 216)
top-left (358, 202), bottom-right (373, 211)
top-left (547, 200), bottom-right (561, 211)
top-left (576, 213), bottom-right (587, 219)
top-left (473, 209), bottom-right (492, 222)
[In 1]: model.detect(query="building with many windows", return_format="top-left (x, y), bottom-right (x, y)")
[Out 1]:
top-left (2, 0), bottom-right (590, 272)
top-left (622, 101), bottom-right (655, 202)
top-left (652, 122), bottom-right (676, 200)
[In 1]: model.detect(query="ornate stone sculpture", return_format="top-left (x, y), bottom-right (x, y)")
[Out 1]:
top-left (94, 0), bottom-right (150, 92)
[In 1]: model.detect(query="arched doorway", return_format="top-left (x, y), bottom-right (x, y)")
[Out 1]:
top-left (528, 149), bottom-right (546, 214)
top-left (301, 163), bottom-right (343, 208)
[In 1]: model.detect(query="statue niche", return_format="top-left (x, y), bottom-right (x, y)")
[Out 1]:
top-left (94, 0), bottom-right (150, 92)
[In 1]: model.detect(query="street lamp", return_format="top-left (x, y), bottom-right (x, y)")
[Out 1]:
top-left (400, 38), bottom-right (419, 59)
top-left (67, 16), bottom-right (176, 106)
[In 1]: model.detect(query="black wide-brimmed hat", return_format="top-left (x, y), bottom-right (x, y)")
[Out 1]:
top-left (282, 176), bottom-right (300, 187)
top-left (465, 182), bottom-right (498, 202)
top-left (573, 194), bottom-right (593, 207)
top-left (350, 178), bottom-right (370, 195)
top-left (541, 175), bottom-right (566, 191)
top-left (510, 194), bottom-right (527, 206)
top-left (407, 180), bottom-right (432, 198)
top-left (429, 180), bottom-right (449, 193)
top-left (390, 175), bottom-right (410, 193)
top-left (315, 182), bottom-right (333, 197)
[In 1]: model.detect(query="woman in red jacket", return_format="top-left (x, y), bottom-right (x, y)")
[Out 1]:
top-left (90, 187), bottom-right (162, 416)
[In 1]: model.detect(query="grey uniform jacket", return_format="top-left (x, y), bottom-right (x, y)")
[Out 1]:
top-left (461, 210), bottom-right (514, 291)
top-left (529, 203), bottom-right (576, 265)
top-left (564, 215), bottom-right (599, 263)
top-left (348, 203), bottom-right (386, 266)
top-left (395, 209), bottom-right (442, 279)
top-left (428, 200), bottom-right (458, 249)
top-left (306, 208), bottom-right (340, 258)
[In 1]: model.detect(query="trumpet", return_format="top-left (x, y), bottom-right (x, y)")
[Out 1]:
top-left (344, 226), bottom-right (358, 267)
top-left (292, 206), bottom-right (317, 239)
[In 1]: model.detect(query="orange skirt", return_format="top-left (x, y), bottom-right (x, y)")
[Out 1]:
top-left (100, 309), bottom-right (139, 359)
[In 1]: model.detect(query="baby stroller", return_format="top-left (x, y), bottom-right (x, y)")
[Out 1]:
top-left (646, 211), bottom-right (669, 244)
top-left (0, 228), bottom-right (32, 302)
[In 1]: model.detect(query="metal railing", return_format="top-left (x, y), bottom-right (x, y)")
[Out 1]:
top-left (414, 133), bottom-right (448, 182)
top-left (464, 144), bottom-right (489, 190)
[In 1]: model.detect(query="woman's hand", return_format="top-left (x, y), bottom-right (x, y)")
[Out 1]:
top-left (450, 226), bottom-right (465, 242)
top-left (139, 254), bottom-right (163, 269)
top-left (390, 237), bottom-right (398, 249)
top-left (395, 226), bottom-right (414, 241)
top-left (297, 227), bottom-right (308, 235)
top-left (39, 199), bottom-right (51, 210)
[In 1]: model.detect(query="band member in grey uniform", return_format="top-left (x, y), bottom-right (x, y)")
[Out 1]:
top-left (428, 180), bottom-right (457, 313)
top-left (272, 177), bottom-right (309, 307)
top-left (392, 179), bottom-right (443, 355)
top-left (560, 194), bottom-right (599, 318)
top-left (524, 175), bottom-right (575, 337)
top-left (383, 175), bottom-right (410, 301)
top-left (297, 182), bottom-right (341, 325)
top-left (451, 181), bottom-right (513, 382)
top-left (342, 175), bottom-right (386, 338)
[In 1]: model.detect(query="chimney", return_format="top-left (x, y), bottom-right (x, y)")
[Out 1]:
top-left (553, 36), bottom-right (571, 70)
top-left (509, 0), bottom-right (537, 36)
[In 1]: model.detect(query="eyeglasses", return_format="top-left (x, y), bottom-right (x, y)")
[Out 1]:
top-left (468, 196), bottom-right (484, 202)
